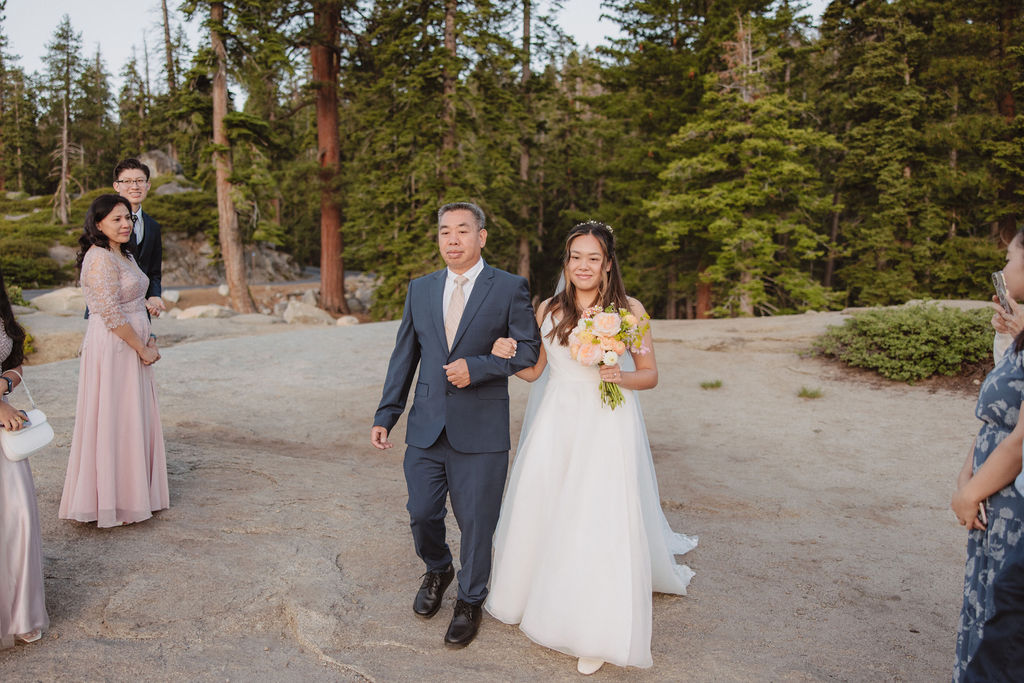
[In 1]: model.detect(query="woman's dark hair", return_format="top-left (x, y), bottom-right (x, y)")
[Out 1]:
top-left (76, 194), bottom-right (132, 269)
top-left (0, 265), bottom-right (26, 371)
top-left (547, 221), bottom-right (630, 346)
top-left (1008, 227), bottom-right (1024, 354)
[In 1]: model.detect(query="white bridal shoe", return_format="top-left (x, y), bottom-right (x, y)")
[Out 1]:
top-left (577, 657), bottom-right (604, 675)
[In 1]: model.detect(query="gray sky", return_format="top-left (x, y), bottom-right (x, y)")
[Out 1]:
top-left (5, 0), bottom-right (830, 91)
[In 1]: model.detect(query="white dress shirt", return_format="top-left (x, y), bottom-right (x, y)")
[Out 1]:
top-left (443, 258), bottom-right (485, 319)
top-left (133, 209), bottom-right (145, 244)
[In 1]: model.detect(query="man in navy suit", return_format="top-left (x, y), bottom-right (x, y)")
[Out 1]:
top-left (114, 158), bottom-right (164, 318)
top-left (371, 202), bottom-right (540, 648)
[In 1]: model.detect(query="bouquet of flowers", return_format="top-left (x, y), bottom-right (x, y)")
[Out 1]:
top-left (569, 305), bottom-right (651, 409)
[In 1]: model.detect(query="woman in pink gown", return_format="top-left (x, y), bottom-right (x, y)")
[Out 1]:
top-left (0, 265), bottom-right (48, 647)
top-left (59, 194), bottom-right (169, 528)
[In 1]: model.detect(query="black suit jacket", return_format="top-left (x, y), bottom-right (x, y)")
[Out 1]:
top-left (131, 209), bottom-right (162, 300)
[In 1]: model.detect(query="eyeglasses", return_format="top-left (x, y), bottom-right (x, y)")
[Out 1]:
top-left (116, 178), bottom-right (148, 186)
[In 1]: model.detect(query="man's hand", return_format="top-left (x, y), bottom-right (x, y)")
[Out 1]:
top-left (371, 426), bottom-right (393, 450)
top-left (443, 358), bottom-right (471, 388)
top-left (146, 296), bottom-right (166, 317)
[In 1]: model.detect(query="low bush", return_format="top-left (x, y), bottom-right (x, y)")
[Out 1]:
top-left (814, 304), bottom-right (992, 382)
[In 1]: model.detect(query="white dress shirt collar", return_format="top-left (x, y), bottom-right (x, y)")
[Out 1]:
top-left (443, 258), bottom-right (485, 319)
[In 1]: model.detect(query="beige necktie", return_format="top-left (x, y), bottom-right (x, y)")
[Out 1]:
top-left (445, 275), bottom-right (468, 349)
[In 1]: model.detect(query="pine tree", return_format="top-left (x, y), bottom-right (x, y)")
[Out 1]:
top-left (42, 15), bottom-right (84, 223)
top-left (648, 13), bottom-right (841, 316)
top-left (75, 47), bottom-right (116, 191)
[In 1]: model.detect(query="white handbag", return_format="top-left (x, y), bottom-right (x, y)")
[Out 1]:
top-left (0, 370), bottom-right (55, 462)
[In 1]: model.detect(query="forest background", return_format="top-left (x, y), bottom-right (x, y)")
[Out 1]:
top-left (0, 0), bottom-right (1021, 320)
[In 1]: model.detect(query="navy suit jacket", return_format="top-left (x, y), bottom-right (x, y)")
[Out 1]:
top-left (131, 209), bottom-right (162, 300)
top-left (374, 261), bottom-right (540, 454)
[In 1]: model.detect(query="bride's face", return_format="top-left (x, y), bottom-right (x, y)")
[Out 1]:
top-left (566, 234), bottom-right (610, 294)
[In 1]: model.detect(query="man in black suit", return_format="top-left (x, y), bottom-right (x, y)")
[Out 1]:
top-left (114, 158), bottom-right (164, 317)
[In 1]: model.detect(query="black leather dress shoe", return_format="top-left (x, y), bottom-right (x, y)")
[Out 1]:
top-left (444, 599), bottom-right (482, 648)
top-left (413, 564), bottom-right (455, 618)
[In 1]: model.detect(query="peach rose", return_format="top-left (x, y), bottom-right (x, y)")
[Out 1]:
top-left (591, 311), bottom-right (621, 337)
top-left (577, 342), bottom-right (604, 366)
top-left (569, 333), bottom-right (582, 360)
top-left (613, 339), bottom-right (626, 355)
top-left (623, 313), bottom-right (638, 326)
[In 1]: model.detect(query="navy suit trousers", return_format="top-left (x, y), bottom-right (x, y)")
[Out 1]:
top-left (403, 430), bottom-right (508, 605)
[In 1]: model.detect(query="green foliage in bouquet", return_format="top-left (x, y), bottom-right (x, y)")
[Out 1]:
top-left (814, 304), bottom-right (992, 382)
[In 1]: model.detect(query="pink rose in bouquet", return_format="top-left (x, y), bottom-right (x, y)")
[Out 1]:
top-left (569, 304), bottom-right (651, 409)
top-left (576, 342), bottom-right (604, 366)
top-left (591, 311), bottom-right (621, 337)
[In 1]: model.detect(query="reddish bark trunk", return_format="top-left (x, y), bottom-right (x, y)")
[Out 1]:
top-left (211, 2), bottom-right (256, 313)
top-left (312, 2), bottom-right (347, 315)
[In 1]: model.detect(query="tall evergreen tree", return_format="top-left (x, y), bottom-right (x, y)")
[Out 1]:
top-left (42, 14), bottom-right (84, 223)
top-left (648, 13), bottom-right (841, 316)
top-left (75, 47), bottom-right (116, 191)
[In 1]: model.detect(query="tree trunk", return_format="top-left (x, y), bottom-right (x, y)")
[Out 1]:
top-left (13, 78), bottom-right (23, 193)
top-left (516, 0), bottom-right (531, 281)
top-left (161, 0), bottom-right (176, 93)
top-left (665, 261), bottom-right (677, 319)
top-left (823, 190), bottom-right (840, 287)
top-left (54, 95), bottom-right (70, 225)
top-left (441, 0), bottom-right (456, 162)
top-left (210, 1), bottom-right (256, 313)
top-left (161, 0), bottom-right (179, 163)
top-left (696, 275), bottom-right (711, 319)
top-left (312, 1), bottom-right (348, 315)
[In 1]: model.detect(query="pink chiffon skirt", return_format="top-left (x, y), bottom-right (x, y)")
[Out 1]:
top-left (0, 440), bottom-right (49, 648)
top-left (59, 308), bottom-right (168, 528)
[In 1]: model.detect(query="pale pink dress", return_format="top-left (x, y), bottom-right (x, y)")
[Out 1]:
top-left (0, 319), bottom-right (49, 648)
top-left (59, 246), bottom-right (168, 527)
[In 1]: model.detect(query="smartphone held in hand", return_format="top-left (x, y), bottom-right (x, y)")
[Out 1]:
top-left (992, 271), bottom-right (1014, 313)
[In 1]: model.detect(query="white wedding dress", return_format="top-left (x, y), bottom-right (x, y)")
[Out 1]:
top-left (485, 315), bottom-right (696, 669)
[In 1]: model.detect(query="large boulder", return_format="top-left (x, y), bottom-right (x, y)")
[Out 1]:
top-left (282, 300), bottom-right (334, 325)
top-left (176, 304), bottom-right (236, 320)
top-left (29, 287), bottom-right (86, 316)
top-left (160, 233), bottom-right (303, 287)
top-left (138, 150), bottom-right (184, 177)
top-left (47, 244), bottom-right (77, 266)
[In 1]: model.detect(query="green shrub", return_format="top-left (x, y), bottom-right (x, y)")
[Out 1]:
top-left (700, 379), bottom-right (722, 389)
top-left (814, 304), bottom-right (992, 382)
top-left (146, 190), bottom-right (219, 235)
top-left (798, 386), bottom-right (823, 399)
top-left (7, 284), bottom-right (28, 307)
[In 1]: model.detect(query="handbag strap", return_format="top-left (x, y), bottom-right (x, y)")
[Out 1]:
top-left (4, 369), bottom-right (37, 410)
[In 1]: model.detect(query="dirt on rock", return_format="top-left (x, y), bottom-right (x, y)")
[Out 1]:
top-left (0, 306), bottom-right (979, 681)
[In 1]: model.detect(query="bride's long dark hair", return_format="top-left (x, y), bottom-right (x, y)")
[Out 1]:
top-left (547, 221), bottom-right (630, 346)
top-left (0, 265), bottom-right (26, 371)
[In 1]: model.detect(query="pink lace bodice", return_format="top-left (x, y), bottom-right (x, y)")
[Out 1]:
top-left (80, 246), bottom-right (149, 329)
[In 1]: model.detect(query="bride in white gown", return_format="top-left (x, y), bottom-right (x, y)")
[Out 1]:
top-left (484, 221), bottom-right (696, 675)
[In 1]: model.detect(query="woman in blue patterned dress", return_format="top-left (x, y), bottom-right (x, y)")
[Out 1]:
top-left (951, 228), bottom-right (1024, 680)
